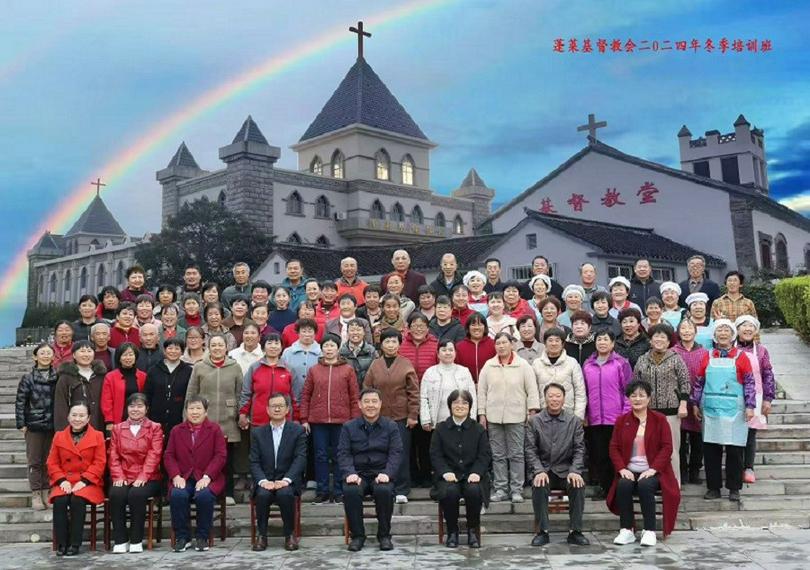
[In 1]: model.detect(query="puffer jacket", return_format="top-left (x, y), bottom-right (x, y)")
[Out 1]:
top-left (300, 357), bottom-right (360, 424)
top-left (581, 351), bottom-right (632, 426)
top-left (399, 332), bottom-right (439, 379)
top-left (615, 333), bottom-right (651, 368)
top-left (532, 352), bottom-right (587, 420)
top-left (633, 349), bottom-right (691, 415)
top-left (186, 356), bottom-right (244, 441)
top-left (339, 341), bottom-right (377, 389)
top-left (15, 366), bottom-right (58, 431)
top-left (239, 357), bottom-right (296, 426)
top-left (108, 418), bottom-right (164, 483)
top-left (477, 353), bottom-right (540, 424)
top-left (53, 360), bottom-right (107, 432)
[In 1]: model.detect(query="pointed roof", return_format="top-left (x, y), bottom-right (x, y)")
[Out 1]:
top-left (461, 168), bottom-right (488, 188)
top-left (66, 195), bottom-right (126, 237)
top-left (734, 114), bottom-right (750, 127)
top-left (232, 115), bottom-right (269, 145)
top-left (167, 142), bottom-right (199, 169)
top-left (299, 57), bottom-right (428, 142)
top-left (29, 231), bottom-right (65, 256)
top-left (677, 125), bottom-right (692, 137)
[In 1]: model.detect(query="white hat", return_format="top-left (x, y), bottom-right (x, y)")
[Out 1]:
top-left (608, 276), bottom-right (631, 290)
top-left (713, 318), bottom-right (737, 341)
top-left (685, 292), bottom-right (709, 306)
top-left (659, 281), bottom-right (682, 296)
top-left (529, 274), bottom-right (552, 293)
top-left (462, 271), bottom-right (486, 288)
top-left (562, 284), bottom-right (586, 300)
top-left (735, 314), bottom-right (761, 332)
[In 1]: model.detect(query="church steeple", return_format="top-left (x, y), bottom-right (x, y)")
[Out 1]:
top-left (453, 168), bottom-right (495, 229)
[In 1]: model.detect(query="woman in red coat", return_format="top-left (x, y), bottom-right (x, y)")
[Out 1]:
top-left (47, 401), bottom-right (106, 556)
top-left (164, 396), bottom-right (228, 552)
top-left (108, 393), bottom-right (164, 553)
top-left (101, 343), bottom-right (147, 430)
top-left (454, 313), bottom-right (496, 384)
top-left (607, 379), bottom-right (680, 547)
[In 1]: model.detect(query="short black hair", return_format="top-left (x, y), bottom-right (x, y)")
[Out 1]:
top-left (202, 281), bottom-right (220, 295)
top-left (407, 312), bottom-right (429, 327)
top-left (417, 284), bottom-right (434, 297)
top-left (126, 392), bottom-right (148, 408)
top-left (435, 295), bottom-right (451, 307)
top-left (295, 318), bottom-right (317, 332)
top-left (625, 379), bottom-right (653, 398)
top-left (260, 332), bottom-right (282, 346)
top-left (320, 333), bottom-right (341, 348)
top-left (163, 337), bottom-right (186, 351)
top-left (116, 302), bottom-right (136, 316)
top-left (594, 329), bottom-right (616, 342)
top-left (252, 280), bottom-right (272, 293)
top-left (485, 258), bottom-right (501, 267)
top-left (502, 280), bottom-right (522, 292)
top-left (543, 327), bottom-right (566, 342)
top-left (359, 387), bottom-right (382, 400)
top-left (78, 294), bottom-right (98, 306)
top-left (125, 265), bottom-right (145, 278)
top-left (184, 263), bottom-right (201, 272)
top-left (156, 285), bottom-right (177, 302)
top-left (98, 286), bottom-right (121, 301)
top-left (465, 312), bottom-right (488, 337)
top-left (647, 323), bottom-right (673, 345)
top-left (618, 307), bottom-right (643, 324)
top-left (114, 342), bottom-right (139, 369)
top-left (320, 281), bottom-right (338, 292)
top-left (186, 395), bottom-right (209, 410)
top-left (268, 392), bottom-right (291, 408)
top-left (203, 302), bottom-right (225, 320)
top-left (543, 382), bottom-right (566, 396)
top-left (338, 293), bottom-right (358, 305)
top-left (724, 270), bottom-right (745, 285)
top-left (446, 389), bottom-right (473, 412)
top-left (379, 328), bottom-right (402, 343)
top-left (590, 290), bottom-right (610, 305)
top-left (363, 284), bottom-right (383, 297)
top-left (645, 296), bottom-right (663, 308)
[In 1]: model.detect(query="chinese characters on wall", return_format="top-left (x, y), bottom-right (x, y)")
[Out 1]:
top-left (540, 182), bottom-right (660, 214)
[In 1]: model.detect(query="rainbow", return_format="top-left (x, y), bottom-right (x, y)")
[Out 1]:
top-left (0, 0), bottom-right (453, 314)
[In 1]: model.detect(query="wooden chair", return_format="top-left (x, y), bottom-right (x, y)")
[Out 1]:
top-left (532, 489), bottom-right (569, 533)
top-left (51, 502), bottom-right (105, 551)
top-left (169, 494), bottom-right (227, 548)
top-left (249, 496), bottom-right (302, 547)
top-left (102, 496), bottom-right (163, 550)
top-left (437, 502), bottom-right (482, 545)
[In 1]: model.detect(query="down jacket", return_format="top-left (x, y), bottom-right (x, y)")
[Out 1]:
top-left (477, 353), bottom-right (540, 424)
top-left (239, 358), bottom-right (296, 426)
top-left (299, 357), bottom-right (360, 424)
top-left (532, 352), bottom-right (587, 420)
top-left (15, 366), bottom-right (58, 431)
top-left (108, 418), bottom-right (164, 483)
top-left (581, 351), bottom-right (632, 426)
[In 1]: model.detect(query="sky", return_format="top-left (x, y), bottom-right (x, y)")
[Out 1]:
top-left (1, 0), bottom-right (808, 345)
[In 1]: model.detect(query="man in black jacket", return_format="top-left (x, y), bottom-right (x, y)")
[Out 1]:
top-left (338, 388), bottom-right (403, 552)
top-left (250, 393), bottom-right (307, 552)
top-left (629, 258), bottom-right (661, 313)
top-left (678, 255), bottom-right (721, 315)
top-left (430, 253), bottom-right (464, 298)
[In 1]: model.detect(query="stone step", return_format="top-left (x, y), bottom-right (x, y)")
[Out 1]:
top-left (0, 451), bottom-right (27, 465)
top-left (768, 413), bottom-right (810, 425)
top-left (0, 479), bottom-right (31, 493)
top-left (0, 493), bottom-right (31, 509)
top-left (688, 509), bottom-right (810, 529)
top-left (0, 429), bottom-right (24, 441)
top-left (0, 395), bottom-right (16, 405)
top-left (757, 438), bottom-right (810, 452)
top-left (759, 451), bottom-right (810, 465)
top-left (0, 440), bottom-right (26, 452)
top-left (771, 400), bottom-right (810, 414)
top-left (748, 464), bottom-right (810, 480)
top-left (757, 425), bottom-right (810, 439)
top-left (0, 464), bottom-right (28, 479)
top-left (0, 415), bottom-right (18, 429)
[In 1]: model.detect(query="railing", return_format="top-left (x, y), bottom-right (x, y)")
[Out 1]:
top-left (336, 217), bottom-right (451, 239)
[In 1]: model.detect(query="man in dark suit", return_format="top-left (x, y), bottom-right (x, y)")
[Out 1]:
top-left (250, 393), bottom-right (307, 552)
top-left (678, 255), bottom-right (721, 314)
top-left (380, 249), bottom-right (427, 304)
top-left (338, 388), bottom-right (403, 552)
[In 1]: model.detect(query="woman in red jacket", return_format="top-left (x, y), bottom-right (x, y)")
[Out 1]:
top-left (454, 313), bottom-right (496, 384)
top-left (239, 333), bottom-right (297, 427)
top-left (300, 333), bottom-right (360, 504)
top-left (109, 303), bottom-right (141, 349)
top-left (47, 401), bottom-right (106, 556)
top-left (607, 379), bottom-right (680, 547)
top-left (108, 393), bottom-right (164, 553)
top-left (101, 343), bottom-right (147, 431)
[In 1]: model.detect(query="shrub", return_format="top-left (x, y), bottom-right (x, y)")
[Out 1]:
top-left (20, 303), bottom-right (78, 328)
top-left (774, 276), bottom-right (810, 340)
top-left (742, 281), bottom-right (785, 327)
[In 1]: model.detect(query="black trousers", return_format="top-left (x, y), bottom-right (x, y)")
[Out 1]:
top-left (52, 495), bottom-right (89, 549)
top-left (395, 420), bottom-right (412, 496)
top-left (585, 425), bottom-right (613, 492)
top-left (531, 472), bottom-right (585, 532)
top-left (704, 442), bottom-right (744, 491)
top-left (343, 478), bottom-right (394, 540)
top-left (439, 481), bottom-right (483, 534)
top-left (680, 429), bottom-right (703, 477)
top-left (745, 428), bottom-right (758, 470)
top-left (109, 480), bottom-right (161, 545)
top-left (411, 424), bottom-right (432, 486)
top-left (616, 473), bottom-right (659, 531)
top-left (254, 486), bottom-right (296, 538)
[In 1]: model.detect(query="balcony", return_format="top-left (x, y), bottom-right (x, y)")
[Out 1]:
top-left (336, 216), bottom-right (451, 243)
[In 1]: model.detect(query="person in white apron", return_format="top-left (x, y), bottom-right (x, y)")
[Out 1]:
top-left (735, 315), bottom-right (775, 484)
top-left (659, 282), bottom-right (684, 330)
top-left (685, 292), bottom-right (714, 350)
top-left (691, 320), bottom-right (756, 502)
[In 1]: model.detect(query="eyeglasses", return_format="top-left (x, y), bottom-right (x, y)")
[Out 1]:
top-left (269, 404), bottom-right (287, 410)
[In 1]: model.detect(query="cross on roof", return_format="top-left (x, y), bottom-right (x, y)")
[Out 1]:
top-left (349, 21), bottom-right (371, 59)
top-left (90, 177), bottom-right (106, 197)
top-left (577, 113), bottom-right (607, 143)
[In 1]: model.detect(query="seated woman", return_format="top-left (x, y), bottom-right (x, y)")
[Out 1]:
top-left (47, 401), bottom-right (107, 556)
top-left (164, 396), bottom-right (228, 553)
top-left (608, 379), bottom-right (680, 548)
top-left (430, 389), bottom-right (491, 549)
top-left (108, 393), bottom-right (164, 553)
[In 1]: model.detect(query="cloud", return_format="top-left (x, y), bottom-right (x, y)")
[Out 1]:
top-left (769, 118), bottom-right (810, 205)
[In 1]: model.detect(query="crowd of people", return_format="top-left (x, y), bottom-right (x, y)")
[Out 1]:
top-left (15, 250), bottom-right (775, 555)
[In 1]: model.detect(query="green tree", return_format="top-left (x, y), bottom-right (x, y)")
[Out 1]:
top-left (136, 197), bottom-right (273, 287)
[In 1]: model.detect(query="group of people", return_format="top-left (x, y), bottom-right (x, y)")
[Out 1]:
top-left (15, 251), bottom-right (775, 554)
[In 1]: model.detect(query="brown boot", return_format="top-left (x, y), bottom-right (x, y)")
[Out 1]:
top-left (41, 489), bottom-right (51, 508)
top-left (31, 491), bottom-right (46, 511)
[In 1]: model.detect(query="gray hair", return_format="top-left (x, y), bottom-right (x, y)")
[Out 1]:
top-left (90, 322), bottom-right (110, 335)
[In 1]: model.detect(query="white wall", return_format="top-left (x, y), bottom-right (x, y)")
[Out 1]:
top-left (752, 209), bottom-right (810, 272)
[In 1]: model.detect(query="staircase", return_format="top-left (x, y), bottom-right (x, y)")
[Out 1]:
top-left (1, 336), bottom-right (809, 544)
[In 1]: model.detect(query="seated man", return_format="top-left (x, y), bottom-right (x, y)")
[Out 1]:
top-left (250, 393), bottom-right (307, 552)
top-left (337, 388), bottom-right (403, 552)
top-left (525, 382), bottom-right (589, 547)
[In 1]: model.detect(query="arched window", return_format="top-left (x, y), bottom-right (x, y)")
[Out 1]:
top-left (310, 155), bottom-right (323, 176)
top-left (49, 273), bottom-right (57, 302)
top-left (375, 149), bottom-right (390, 181)
top-left (116, 261), bottom-right (124, 286)
top-left (89, 239), bottom-right (100, 249)
top-left (760, 240), bottom-right (772, 270)
top-left (391, 202), bottom-right (405, 222)
top-left (316, 235), bottom-right (330, 247)
top-left (315, 195), bottom-right (330, 218)
top-left (38, 274), bottom-right (44, 295)
top-left (371, 200), bottom-right (385, 220)
top-left (805, 245), bottom-right (810, 270)
top-left (287, 232), bottom-right (302, 244)
top-left (287, 191), bottom-right (303, 215)
top-left (331, 150), bottom-right (344, 179)
top-left (218, 190), bottom-right (226, 207)
top-left (63, 270), bottom-right (72, 303)
top-left (776, 233), bottom-right (789, 274)
top-left (401, 155), bottom-right (414, 185)
top-left (453, 215), bottom-right (464, 235)
top-left (97, 264), bottom-right (106, 288)
top-left (80, 267), bottom-right (88, 291)
top-left (435, 211), bottom-right (446, 228)
top-left (411, 205), bottom-right (424, 225)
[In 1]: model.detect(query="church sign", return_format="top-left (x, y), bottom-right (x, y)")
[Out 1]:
top-left (540, 181), bottom-right (661, 214)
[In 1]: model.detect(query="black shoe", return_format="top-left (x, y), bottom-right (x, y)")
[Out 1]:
top-left (531, 532), bottom-right (550, 546)
top-left (174, 538), bottom-right (190, 552)
top-left (312, 494), bottom-right (330, 504)
top-left (729, 490), bottom-right (741, 502)
top-left (333, 495), bottom-right (343, 504)
top-left (567, 531), bottom-right (590, 546)
top-left (65, 546), bottom-right (79, 557)
top-left (468, 529), bottom-right (480, 549)
top-left (284, 536), bottom-right (299, 551)
top-left (445, 531), bottom-right (459, 548)
top-left (379, 536), bottom-right (394, 551)
top-left (591, 488), bottom-right (606, 501)
top-left (347, 537), bottom-right (365, 552)
top-left (252, 536), bottom-right (267, 551)
top-left (704, 489), bottom-right (721, 500)
top-left (195, 537), bottom-right (209, 551)
top-left (55, 545), bottom-right (67, 557)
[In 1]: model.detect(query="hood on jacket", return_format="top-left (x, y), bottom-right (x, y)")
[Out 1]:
top-left (538, 351), bottom-right (570, 367)
top-left (58, 359), bottom-right (107, 377)
top-left (317, 356), bottom-right (349, 366)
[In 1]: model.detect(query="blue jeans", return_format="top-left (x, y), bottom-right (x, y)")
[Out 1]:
top-left (169, 479), bottom-right (216, 541)
top-left (312, 424), bottom-right (343, 497)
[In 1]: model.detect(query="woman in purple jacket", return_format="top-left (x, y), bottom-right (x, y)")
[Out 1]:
top-left (581, 330), bottom-right (632, 498)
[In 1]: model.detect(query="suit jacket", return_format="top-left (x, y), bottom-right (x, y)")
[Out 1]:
top-left (525, 409), bottom-right (585, 478)
top-left (678, 278), bottom-right (721, 313)
top-left (249, 421), bottom-right (307, 493)
top-left (164, 419), bottom-right (227, 496)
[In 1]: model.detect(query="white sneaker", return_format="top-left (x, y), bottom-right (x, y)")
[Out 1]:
top-left (395, 495), bottom-right (408, 504)
top-left (112, 542), bottom-right (129, 554)
top-left (640, 530), bottom-right (657, 547)
top-left (225, 496), bottom-right (236, 506)
top-left (613, 529), bottom-right (636, 545)
top-left (129, 542), bottom-right (143, 553)
top-left (511, 493), bottom-right (524, 503)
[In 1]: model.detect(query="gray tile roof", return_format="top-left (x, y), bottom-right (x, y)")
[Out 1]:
top-left (30, 232), bottom-right (65, 256)
top-left (167, 142), bottom-right (199, 169)
top-left (299, 57), bottom-right (428, 142)
top-left (65, 195), bottom-right (126, 237)
top-left (232, 115), bottom-right (269, 145)
top-left (461, 168), bottom-right (488, 188)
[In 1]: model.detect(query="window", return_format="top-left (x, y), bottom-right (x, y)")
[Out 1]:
top-left (218, 190), bottom-right (226, 207)
top-left (286, 191), bottom-right (303, 215)
top-left (775, 233), bottom-right (789, 274)
top-left (371, 200), bottom-right (385, 220)
top-left (760, 240), bottom-right (773, 270)
top-left (49, 273), bottom-right (57, 302)
top-left (510, 266), bottom-right (532, 281)
top-left (80, 267), bottom-right (88, 290)
top-left (411, 205), bottom-right (424, 225)
top-left (453, 215), bottom-right (464, 235)
top-left (607, 263), bottom-right (633, 280)
top-left (401, 155), bottom-right (414, 185)
top-left (315, 195), bottom-right (330, 218)
top-left (97, 264), bottom-right (106, 287)
top-left (375, 149), bottom-right (390, 181)
top-left (391, 202), bottom-right (405, 222)
top-left (316, 235), bottom-right (330, 247)
top-left (63, 270), bottom-right (72, 303)
top-left (89, 239), bottom-right (100, 249)
top-left (435, 212), bottom-right (446, 227)
top-left (273, 262), bottom-right (280, 275)
top-left (310, 156), bottom-right (323, 176)
top-left (753, 157), bottom-right (761, 187)
top-left (38, 274), bottom-right (44, 295)
top-left (287, 232), bottom-right (302, 244)
top-left (331, 150), bottom-right (344, 179)
top-left (651, 267), bottom-right (675, 282)
top-left (805, 245), bottom-right (810, 270)
top-left (526, 233), bottom-right (537, 249)
top-left (721, 156), bottom-right (740, 184)
top-left (693, 161), bottom-right (710, 177)
top-left (116, 262), bottom-right (124, 285)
